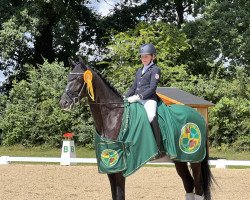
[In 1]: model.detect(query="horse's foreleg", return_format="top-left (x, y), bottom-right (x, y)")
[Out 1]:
top-left (115, 172), bottom-right (126, 200)
top-left (108, 173), bottom-right (117, 199)
top-left (174, 162), bottom-right (194, 194)
top-left (108, 172), bottom-right (126, 200)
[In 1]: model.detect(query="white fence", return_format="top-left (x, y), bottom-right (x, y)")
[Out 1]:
top-left (0, 156), bottom-right (250, 168)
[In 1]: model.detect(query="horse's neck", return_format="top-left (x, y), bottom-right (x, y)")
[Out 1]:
top-left (89, 75), bottom-right (124, 140)
top-left (93, 75), bottom-right (122, 102)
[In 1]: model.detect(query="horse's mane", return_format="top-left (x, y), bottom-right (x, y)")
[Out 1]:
top-left (88, 65), bottom-right (122, 98)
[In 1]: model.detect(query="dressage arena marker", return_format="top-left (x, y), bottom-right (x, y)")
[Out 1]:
top-left (60, 140), bottom-right (76, 165)
top-left (0, 156), bottom-right (250, 168)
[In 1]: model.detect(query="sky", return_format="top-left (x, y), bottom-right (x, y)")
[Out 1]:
top-left (0, 71), bottom-right (4, 85)
top-left (88, 0), bottom-right (117, 16)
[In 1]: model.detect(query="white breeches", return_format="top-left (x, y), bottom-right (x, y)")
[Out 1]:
top-left (139, 99), bottom-right (157, 123)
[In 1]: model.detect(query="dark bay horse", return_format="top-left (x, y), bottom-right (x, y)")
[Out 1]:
top-left (60, 59), bottom-right (214, 200)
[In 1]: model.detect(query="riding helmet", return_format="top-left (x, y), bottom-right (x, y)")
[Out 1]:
top-left (139, 44), bottom-right (156, 55)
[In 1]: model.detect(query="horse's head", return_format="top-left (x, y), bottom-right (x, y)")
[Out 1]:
top-left (60, 58), bottom-right (124, 139)
top-left (60, 58), bottom-right (88, 111)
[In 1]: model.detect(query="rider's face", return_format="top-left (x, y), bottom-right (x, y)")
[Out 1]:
top-left (140, 54), bottom-right (154, 65)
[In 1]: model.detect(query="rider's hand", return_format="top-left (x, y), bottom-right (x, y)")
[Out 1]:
top-left (127, 95), bottom-right (140, 103)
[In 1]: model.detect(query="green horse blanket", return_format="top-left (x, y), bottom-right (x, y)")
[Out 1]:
top-left (95, 101), bottom-right (206, 177)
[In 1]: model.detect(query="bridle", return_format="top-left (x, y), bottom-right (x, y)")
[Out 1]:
top-left (66, 72), bottom-right (125, 107)
top-left (65, 72), bottom-right (86, 104)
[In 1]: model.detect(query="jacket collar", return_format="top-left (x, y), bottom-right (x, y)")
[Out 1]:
top-left (140, 63), bottom-right (155, 77)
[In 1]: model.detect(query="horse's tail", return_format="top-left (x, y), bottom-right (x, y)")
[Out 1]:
top-left (201, 127), bottom-right (215, 200)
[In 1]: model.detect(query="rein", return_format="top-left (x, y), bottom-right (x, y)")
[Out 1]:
top-left (89, 101), bottom-right (125, 108)
top-left (89, 102), bottom-right (124, 104)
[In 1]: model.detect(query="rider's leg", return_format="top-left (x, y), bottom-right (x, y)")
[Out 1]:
top-left (140, 99), bottom-right (162, 152)
top-left (150, 115), bottom-right (163, 152)
top-left (139, 99), bottom-right (157, 123)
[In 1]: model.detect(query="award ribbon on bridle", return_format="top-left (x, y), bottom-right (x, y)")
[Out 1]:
top-left (83, 70), bottom-right (95, 101)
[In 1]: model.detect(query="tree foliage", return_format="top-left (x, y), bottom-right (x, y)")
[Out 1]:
top-left (105, 21), bottom-right (190, 93)
top-left (205, 0), bottom-right (250, 67)
top-left (0, 0), bottom-right (205, 88)
top-left (0, 61), bottom-right (94, 147)
top-left (0, 0), bottom-right (102, 93)
top-left (0, 93), bottom-right (7, 143)
top-left (181, 0), bottom-right (250, 75)
top-left (209, 97), bottom-right (250, 151)
top-left (109, 0), bottom-right (205, 27)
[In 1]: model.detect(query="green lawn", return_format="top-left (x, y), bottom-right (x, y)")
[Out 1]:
top-left (209, 148), bottom-right (250, 160)
top-left (0, 145), bottom-right (96, 158)
top-left (0, 145), bottom-right (249, 160)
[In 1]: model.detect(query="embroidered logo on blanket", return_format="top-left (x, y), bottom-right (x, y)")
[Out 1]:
top-left (101, 149), bottom-right (119, 167)
top-left (179, 123), bottom-right (201, 154)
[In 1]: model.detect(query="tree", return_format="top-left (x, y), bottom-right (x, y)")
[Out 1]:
top-left (0, 60), bottom-right (94, 147)
top-left (0, 0), bottom-right (102, 93)
top-left (0, 93), bottom-right (7, 144)
top-left (209, 97), bottom-right (250, 150)
top-left (181, 0), bottom-right (250, 76)
top-left (110, 0), bottom-right (204, 27)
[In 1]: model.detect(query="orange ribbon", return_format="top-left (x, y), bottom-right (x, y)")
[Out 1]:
top-left (83, 70), bottom-right (95, 101)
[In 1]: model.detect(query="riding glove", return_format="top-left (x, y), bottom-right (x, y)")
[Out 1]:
top-left (127, 95), bottom-right (140, 103)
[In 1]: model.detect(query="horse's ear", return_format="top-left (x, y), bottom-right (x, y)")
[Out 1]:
top-left (79, 57), bottom-right (87, 70)
top-left (68, 58), bottom-right (76, 68)
top-left (79, 57), bottom-right (84, 64)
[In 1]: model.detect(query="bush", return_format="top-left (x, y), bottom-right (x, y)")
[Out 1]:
top-left (233, 135), bottom-right (250, 152)
top-left (209, 97), bottom-right (250, 149)
top-left (0, 61), bottom-right (95, 147)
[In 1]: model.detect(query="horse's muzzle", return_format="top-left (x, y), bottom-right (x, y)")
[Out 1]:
top-left (60, 93), bottom-right (74, 111)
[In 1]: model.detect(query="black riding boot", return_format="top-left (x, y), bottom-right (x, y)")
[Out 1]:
top-left (150, 116), bottom-right (163, 155)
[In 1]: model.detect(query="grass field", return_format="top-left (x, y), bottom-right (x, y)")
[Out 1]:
top-left (209, 148), bottom-right (250, 160)
top-left (0, 145), bottom-right (96, 158)
top-left (0, 145), bottom-right (249, 160)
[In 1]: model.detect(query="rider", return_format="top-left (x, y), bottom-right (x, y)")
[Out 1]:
top-left (124, 43), bottom-right (162, 154)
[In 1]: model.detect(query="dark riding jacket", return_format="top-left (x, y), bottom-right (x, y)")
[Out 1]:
top-left (125, 64), bottom-right (161, 101)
